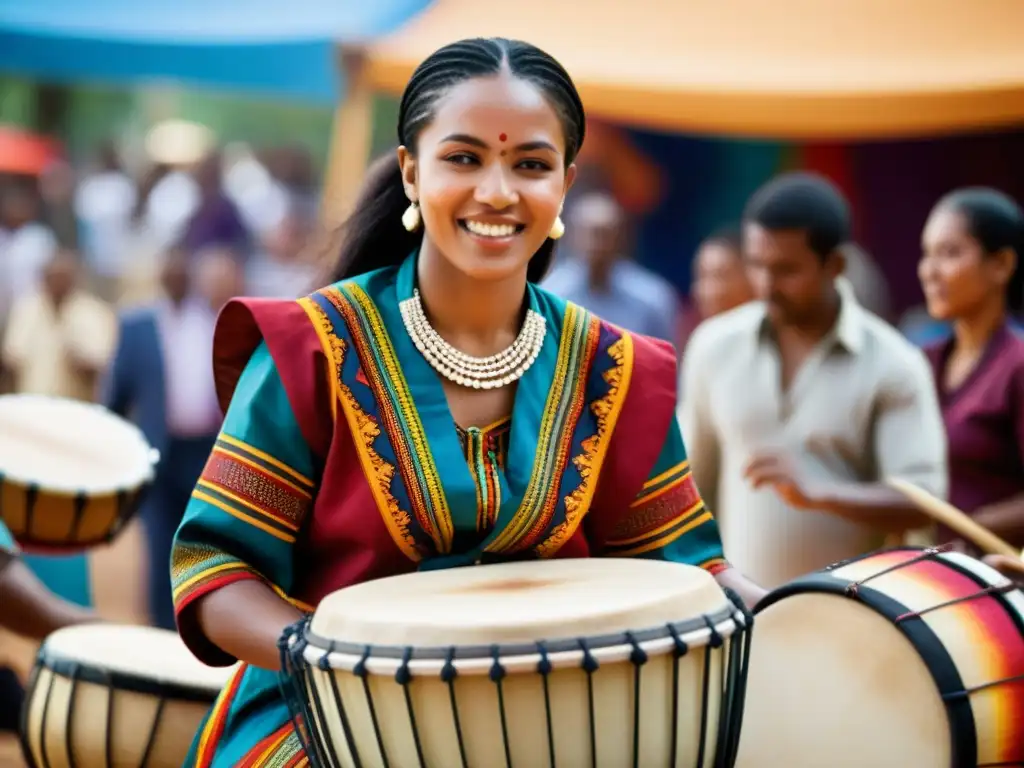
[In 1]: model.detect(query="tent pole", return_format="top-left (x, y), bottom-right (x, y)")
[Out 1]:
top-left (320, 45), bottom-right (373, 235)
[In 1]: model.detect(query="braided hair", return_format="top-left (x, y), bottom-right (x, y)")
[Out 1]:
top-left (328, 38), bottom-right (586, 284)
top-left (935, 187), bottom-right (1024, 314)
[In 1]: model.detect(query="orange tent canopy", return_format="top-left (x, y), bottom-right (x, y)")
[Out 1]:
top-left (365, 0), bottom-right (1024, 139)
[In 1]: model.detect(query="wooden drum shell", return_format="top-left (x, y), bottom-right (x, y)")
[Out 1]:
top-left (19, 626), bottom-right (231, 768)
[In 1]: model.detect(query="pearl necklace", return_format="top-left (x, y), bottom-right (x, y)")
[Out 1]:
top-left (400, 289), bottom-right (546, 389)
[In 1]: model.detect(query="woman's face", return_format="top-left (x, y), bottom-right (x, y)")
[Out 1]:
top-left (919, 206), bottom-right (1013, 321)
top-left (399, 71), bottom-right (576, 282)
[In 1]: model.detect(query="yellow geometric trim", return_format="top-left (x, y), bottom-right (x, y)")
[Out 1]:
top-left (218, 433), bottom-right (314, 488)
top-left (191, 488), bottom-right (296, 543)
top-left (305, 289), bottom-right (420, 563)
top-left (611, 499), bottom-right (705, 547)
top-left (536, 329), bottom-right (635, 558)
top-left (213, 443), bottom-right (312, 499)
top-left (641, 459), bottom-right (690, 492)
top-left (632, 469), bottom-right (691, 509)
top-left (344, 284), bottom-right (453, 554)
top-left (195, 480), bottom-right (301, 532)
top-left (171, 560), bottom-right (251, 603)
top-left (609, 508), bottom-right (712, 557)
top-left (298, 296), bottom-right (340, 422)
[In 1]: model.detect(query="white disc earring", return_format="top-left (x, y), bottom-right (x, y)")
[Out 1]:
top-left (402, 202), bottom-right (421, 232)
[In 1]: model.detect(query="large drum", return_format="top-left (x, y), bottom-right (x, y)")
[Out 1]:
top-left (0, 395), bottom-right (157, 550)
top-left (281, 558), bottom-right (752, 768)
top-left (736, 547), bottom-right (1024, 768)
top-left (20, 624), bottom-right (234, 768)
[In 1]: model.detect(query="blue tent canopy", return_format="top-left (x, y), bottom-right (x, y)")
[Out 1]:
top-left (0, 0), bottom-right (430, 102)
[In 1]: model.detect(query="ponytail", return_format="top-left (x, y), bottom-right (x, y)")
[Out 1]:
top-left (326, 151), bottom-right (420, 283)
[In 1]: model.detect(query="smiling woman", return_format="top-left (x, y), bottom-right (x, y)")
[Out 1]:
top-left (167, 37), bottom-right (763, 766)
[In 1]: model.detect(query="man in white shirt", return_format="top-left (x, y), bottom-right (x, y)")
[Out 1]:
top-left (680, 173), bottom-right (946, 588)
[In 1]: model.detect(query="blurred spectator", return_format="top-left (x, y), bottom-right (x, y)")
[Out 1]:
top-left (38, 160), bottom-right (79, 249)
top-left (542, 190), bottom-right (680, 345)
top-left (1, 247), bottom-right (116, 401)
top-left (223, 143), bottom-right (289, 237)
top-left (246, 209), bottom-right (318, 298)
top-left (918, 188), bottom-right (1024, 551)
top-left (74, 140), bottom-right (138, 301)
top-left (693, 225), bottom-right (753, 316)
top-left (680, 173), bottom-right (946, 588)
top-left (677, 226), bottom-right (754, 374)
top-left (840, 242), bottom-right (893, 320)
top-left (103, 247), bottom-right (241, 629)
top-left (180, 152), bottom-right (249, 255)
top-left (0, 184), bottom-right (58, 326)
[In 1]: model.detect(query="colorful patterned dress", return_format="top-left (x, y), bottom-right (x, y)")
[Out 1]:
top-left (171, 254), bottom-right (728, 767)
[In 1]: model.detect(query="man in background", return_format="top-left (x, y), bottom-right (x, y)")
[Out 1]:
top-left (2, 248), bottom-right (116, 401)
top-left (680, 173), bottom-right (946, 587)
top-left (103, 248), bottom-right (242, 629)
top-left (542, 191), bottom-right (680, 345)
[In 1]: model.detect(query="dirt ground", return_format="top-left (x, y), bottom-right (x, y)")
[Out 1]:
top-left (0, 520), bottom-right (149, 767)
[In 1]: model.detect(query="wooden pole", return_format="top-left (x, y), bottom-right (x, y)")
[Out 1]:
top-left (320, 45), bottom-right (374, 232)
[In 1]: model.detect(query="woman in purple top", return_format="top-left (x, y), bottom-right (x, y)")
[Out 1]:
top-left (919, 187), bottom-right (1024, 551)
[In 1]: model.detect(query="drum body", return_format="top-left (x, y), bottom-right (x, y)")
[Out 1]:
top-left (736, 547), bottom-right (1024, 768)
top-left (21, 624), bottom-right (234, 768)
top-left (0, 395), bottom-right (157, 550)
top-left (281, 558), bottom-right (753, 768)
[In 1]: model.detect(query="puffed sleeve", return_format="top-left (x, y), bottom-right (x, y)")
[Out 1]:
top-left (171, 341), bottom-right (316, 665)
top-left (602, 416), bottom-right (728, 575)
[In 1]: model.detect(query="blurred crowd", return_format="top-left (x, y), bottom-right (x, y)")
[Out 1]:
top-left (1, 133), bottom-right (1022, 635)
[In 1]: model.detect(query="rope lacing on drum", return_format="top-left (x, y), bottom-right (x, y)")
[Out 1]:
top-left (489, 645), bottom-right (513, 768)
top-left (693, 616), bottom-right (722, 768)
top-left (319, 641), bottom-right (360, 768)
top-left (896, 582), bottom-right (1017, 624)
top-left (441, 647), bottom-right (469, 768)
top-left (354, 645), bottom-right (389, 768)
top-left (396, 647), bottom-right (427, 768)
top-left (842, 546), bottom-right (948, 597)
top-left (624, 632), bottom-right (648, 768)
top-left (944, 671), bottom-right (1024, 703)
top-left (576, 638), bottom-right (599, 768)
top-left (665, 622), bottom-right (690, 768)
top-left (535, 641), bottom-right (557, 768)
top-left (720, 588), bottom-right (755, 768)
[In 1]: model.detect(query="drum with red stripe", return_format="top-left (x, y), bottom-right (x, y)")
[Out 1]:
top-left (737, 547), bottom-right (1024, 767)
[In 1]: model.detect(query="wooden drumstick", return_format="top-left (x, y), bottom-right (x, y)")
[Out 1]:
top-left (885, 477), bottom-right (1019, 558)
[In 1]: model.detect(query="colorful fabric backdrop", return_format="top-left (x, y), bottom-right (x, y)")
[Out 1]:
top-left (615, 125), bottom-right (1024, 316)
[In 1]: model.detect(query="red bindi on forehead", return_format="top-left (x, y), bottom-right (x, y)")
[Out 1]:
top-left (499, 133), bottom-right (507, 142)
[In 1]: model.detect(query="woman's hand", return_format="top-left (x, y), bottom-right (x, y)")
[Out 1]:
top-left (714, 567), bottom-right (768, 611)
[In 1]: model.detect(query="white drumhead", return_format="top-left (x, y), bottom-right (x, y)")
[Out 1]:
top-left (310, 558), bottom-right (729, 647)
top-left (42, 624), bottom-right (233, 692)
top-left (735, 592), bottom-right (950, 768)
top-left (0, 395), bottom-right (156, 494)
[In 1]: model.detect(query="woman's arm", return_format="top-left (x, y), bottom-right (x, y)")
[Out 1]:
top-left (171, 342), bottom-right (318, 671)
top-left (0, 550), bottom-right (98, 638)
top-left (195, 581), bottom-right (303, 671)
